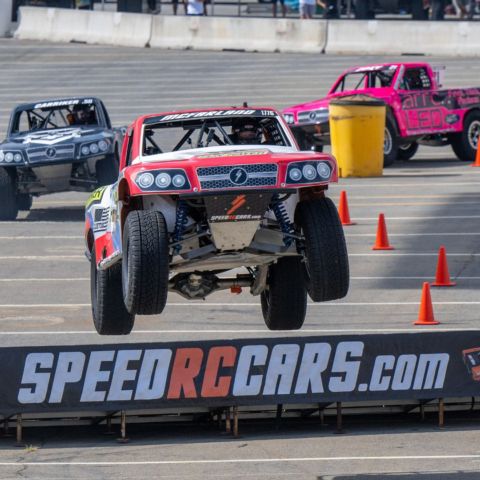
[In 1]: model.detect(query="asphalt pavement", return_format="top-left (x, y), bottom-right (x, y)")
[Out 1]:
top-left (0, 40), bottom-right (480, 479)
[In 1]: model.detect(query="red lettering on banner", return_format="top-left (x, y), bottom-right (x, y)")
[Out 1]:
top-left (201, 346), bottom-right (237, 398)
top-left (167, 348), bottom-right (203, 399)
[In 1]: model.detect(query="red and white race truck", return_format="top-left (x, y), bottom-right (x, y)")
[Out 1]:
top-left (283, 63), bottom-right (480, 166)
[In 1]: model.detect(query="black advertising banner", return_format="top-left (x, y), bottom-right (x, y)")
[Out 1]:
top-left (2, 332), bottom-right (480, 415)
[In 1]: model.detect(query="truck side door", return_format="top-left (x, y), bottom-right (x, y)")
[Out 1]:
top-left (397, 66), bottom-right (450, 136)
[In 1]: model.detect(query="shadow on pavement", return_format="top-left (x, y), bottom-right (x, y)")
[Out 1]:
top-left (19, 207), bottom-right (85, 222)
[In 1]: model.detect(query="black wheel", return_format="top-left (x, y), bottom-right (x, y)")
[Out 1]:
top-left (383, 118), bottom-right (398, 167)
top-left (397, 142), bottom-right (419, 161)
top-left (17, 193), bottom-right (32, 211)
top-left (260, 257), bottom-right (307, 330)
top-left (91, 245), bottom-right (135, 335)
top-left (96, 152), bottom-right (119, 186)
top-left (295, 197), bottom-right (349, 302)
top-left (0, 167), bottom-right (18, 221)
top-left (450, 111), bottom-right (480, 162)
top-left (122, 210), bottom-right (169, 315)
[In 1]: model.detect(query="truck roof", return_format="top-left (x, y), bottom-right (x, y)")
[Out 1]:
top-left (12, 97), bottom-right (102, 112)
top-left (344, 62), bottom-right (430, 74)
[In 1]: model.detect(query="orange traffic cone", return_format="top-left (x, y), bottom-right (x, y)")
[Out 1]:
top-left (414, 282), bottom-right (440, 325)
top-left (472, 146), bottom-right (480, 167)
top-left (431, 245), bottom-right (456, 287)
top-left (372, 213), bottom-right (394, 250)
top-left (338, 191), bottom-right (355, 226)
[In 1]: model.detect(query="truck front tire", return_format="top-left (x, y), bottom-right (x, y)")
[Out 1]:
top-left (384, 119), bottom-right (399, 167)
top-left (397, 142), bottom-right (419, 161)
top-left (122, 210), bottom-right (169, 315)
top-left (0, 168), bottom-right (18, 221)
top-left (295, 197), bottom-right (349, 302)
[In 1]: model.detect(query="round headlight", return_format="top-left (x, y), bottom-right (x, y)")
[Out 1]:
top-left (5, 152), bottom-right (14, 163)
top-left (0, 151), bottom-right (4, 162)
top-left (81, 145), bottom-right (90, 156)
top-left (302, 164), bottom-right (317, 181)
top-left (172, 174), bottom-right (186, 188)
top-left (98, 140), bottom-right (108, 152)
top-left (137, 172), bottom-right (154, 189)
top-left (317, 162), bottom-right (331, 179)
top-left (289, 167), bottom-right (302, 182)
top-left (14, 153), bottom-right (22, 163)
top-left (89, 143), bottom-right (99, 154)
top-left (155, 173), bottom-right (171, 189)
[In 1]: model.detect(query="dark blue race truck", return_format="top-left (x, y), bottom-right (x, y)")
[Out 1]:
top-left (0, 97), bottom-right (123, 220)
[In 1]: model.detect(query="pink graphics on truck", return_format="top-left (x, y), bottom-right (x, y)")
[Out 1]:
top-left (283, 63), bottom-right (480, 166)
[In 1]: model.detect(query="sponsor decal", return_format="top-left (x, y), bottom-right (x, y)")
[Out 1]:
top-left (33, 99), bottom-right (93, 109)
top-left (229, 167), bottom-right (248, 186)
top-left (197, 150), bottom-right (268, 159)
top-left (86, 186), bottom-right (107, 208)
top-left (0, 333), bottom-right (475, 414)
top-left (45, 147), bottom-right (56, 158)
top-left (159, 110), bottom-right (260, 122)
top-left (227, 195), bottom-right (247, 215)
top-left (19, 128), bottom-right (96, 146)
top-left (210, 214), bottom-right (262, 221)
top-left (445, 114), bottom-right (460, 125)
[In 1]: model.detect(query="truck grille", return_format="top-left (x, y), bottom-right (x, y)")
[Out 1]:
top-left (26, 144), bottom-right (75, 164)
top-left (197, 164), bottom-right (278, 191)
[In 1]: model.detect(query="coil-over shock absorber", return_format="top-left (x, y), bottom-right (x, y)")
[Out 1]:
top-left (172, 199), bottom-right (189, 254)
top-left (271, 194), bottom-right (295, 247)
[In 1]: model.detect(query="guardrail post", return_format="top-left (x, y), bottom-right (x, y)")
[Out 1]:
top-left (275, 404), bottom-right (283, 431)
top-left (117, 410), bottom-right (129, 443)
top-left (225, 407), bottom-right (231, 434)
top-left (318, 404), bottom-right (327, 426)
top-left (15, 414), bottom-right (23, 447)
top-left (335, 402), bottom-right (343, 434)
top-left (232, 406), bottom-right (239, 437)
top-left (438, 398), bottom-right (445, 428)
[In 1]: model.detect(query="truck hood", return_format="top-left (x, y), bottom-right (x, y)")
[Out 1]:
top-left (2, 126), bottom-right (111, 147)
top-left (283, 89), bottom-right (394, 119)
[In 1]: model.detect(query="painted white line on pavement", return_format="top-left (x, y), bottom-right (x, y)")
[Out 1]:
top-left (0, 236), bottom-right (82, 240)
top-left (0, 256), bottom-right (84, 260)
top-left (1, 302), bottom-right (480, 308)
top-left (348, 215), bottom-right (480, 220)
top-left (0, 328), bottom-right (474, 335)
top-left (338, 182), bottom-right (480, 187)
top-left (349, 253), bottom-right (480, 256)
top-left (1, 454), bottom-right (480, 466)
top-left (346, 232), bottom-right (480, 236)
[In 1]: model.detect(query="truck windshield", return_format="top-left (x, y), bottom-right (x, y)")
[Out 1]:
top-left (142, 115), bottom-right (291, 156)
top-left (333, 67), bottom-right (397, 93)
top-left (11, 104), bottom-right (99, 134)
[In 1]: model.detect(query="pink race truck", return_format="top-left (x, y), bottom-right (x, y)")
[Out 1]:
top-left (283, 63), bottom-right (480, 166)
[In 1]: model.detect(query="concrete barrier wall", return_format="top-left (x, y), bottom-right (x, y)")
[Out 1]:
top-left (149, 16), bottom-right (327, 53)
top-left (14, 7), bottom-right (480, 57)
top-left (325, 20), bottom-right (480, 57)
top-left (15, 7), bottom-right (151, 48)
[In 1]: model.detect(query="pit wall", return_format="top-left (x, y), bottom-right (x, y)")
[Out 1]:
top-left (14, 7), bottom-right (480, 56)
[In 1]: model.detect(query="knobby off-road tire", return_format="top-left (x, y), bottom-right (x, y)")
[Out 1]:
top-left (122, 210), bottom-right (169, 315)
top-left (397, 142), bottom-right (419, 161)
top-left (0, 167), bottom-right (18, 220)
top-left (96, 153), bottom-right (119, 186)
top-left (295, 197), bottom-right (349, 302)
top-left (91, 245), bottom-right (135, 335)
top-left (260, 257), bottom-right (307, 330)
top-left (383, 118), bottom-right (399, 167)
top-left (450, 110), bottom-right (480, 162)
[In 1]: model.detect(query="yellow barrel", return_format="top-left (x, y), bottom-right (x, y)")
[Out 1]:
top-left (329, 95), bottom-right (386, 177)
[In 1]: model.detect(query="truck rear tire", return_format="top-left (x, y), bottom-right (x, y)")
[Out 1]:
top-left (91, 245), bottom-right (135, 335)
top-left (295, 197), bottom-right (349, 302)
top-left (0, 168), bottom-right (18, 221)
top-left (122, 210), bottom-right (169, 315)
top-left (450, 111), bottom-right (480, 162)
top-left (384, 119), bottom-right (398, 167)
top-left (260, 257), bottom-right (307, 330)
top-left (397, 142), bottom-right (419, 161)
